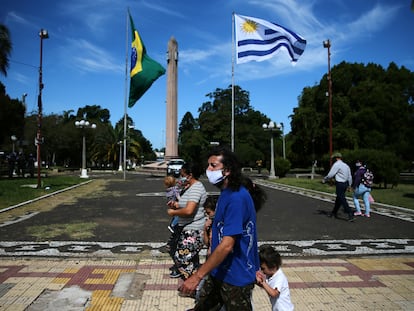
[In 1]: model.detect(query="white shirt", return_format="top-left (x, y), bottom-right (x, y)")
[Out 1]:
top-left (267, 268), bottom-right (294, 311)
top-left (325, 159), bottom-right (352, 185)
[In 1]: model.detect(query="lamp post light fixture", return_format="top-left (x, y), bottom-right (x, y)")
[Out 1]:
top-left (262, 121), bottom-right (277, 179)
top-left (36, 28), bottom-right (49, 188)
top-left (75, 119), bottom-right (96, 178)
top-left (323, 39), bottom-right (333, 166)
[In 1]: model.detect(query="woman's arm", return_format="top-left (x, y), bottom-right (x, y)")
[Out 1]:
top-left (167, 200), bottom-right (198, 217)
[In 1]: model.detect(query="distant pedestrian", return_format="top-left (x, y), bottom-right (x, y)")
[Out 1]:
top-left (352, 161), bottom-right (372, 218)
top-left (28, 154), bottom-right (35, 178)
top-left (323, 152), bottom-right (354, 222)
top-left (256, 245), bottom-right (294, 311)
top-left (7, 151), bottom-right (16, 178)
top-left (17, 152), bottom-right (25, 177)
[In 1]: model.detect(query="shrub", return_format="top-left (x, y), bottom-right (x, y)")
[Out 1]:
top-left (275, 157), bottom-right (291, 177)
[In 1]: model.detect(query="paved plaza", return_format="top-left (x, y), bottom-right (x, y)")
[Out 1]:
top-left (1, 256), bottom-right (413, 310)
top-left (0, 172), bottom-right (413, 310)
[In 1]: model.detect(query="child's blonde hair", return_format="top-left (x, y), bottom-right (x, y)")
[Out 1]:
top-left (164, 175), bottom-right (176, 187)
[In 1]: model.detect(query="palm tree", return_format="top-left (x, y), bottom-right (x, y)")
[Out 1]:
top-left (0, 24), bottom-right (12, 76)
top-left (92, 123), bottom-right (122, 168)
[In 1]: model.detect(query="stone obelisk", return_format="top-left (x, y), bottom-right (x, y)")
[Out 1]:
top-left (165, 37), bottom-right (179, 160)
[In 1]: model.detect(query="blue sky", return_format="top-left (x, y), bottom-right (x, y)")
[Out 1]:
top-left (1, 0), bottom-right (413, 150)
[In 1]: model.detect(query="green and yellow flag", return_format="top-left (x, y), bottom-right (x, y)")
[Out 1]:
top-left (128, 13), bottom-right (165, 108)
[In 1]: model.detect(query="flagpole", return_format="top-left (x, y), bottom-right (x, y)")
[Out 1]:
top-left (123, 9), bottom-right (129, 180)
top-left (231, 12), bottom-right (235, 152)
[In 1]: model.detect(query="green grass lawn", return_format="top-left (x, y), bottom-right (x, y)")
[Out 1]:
top-left (272, 177), bottom-right (414, 210)
top-left (0, 175), bottom-right (83, 209)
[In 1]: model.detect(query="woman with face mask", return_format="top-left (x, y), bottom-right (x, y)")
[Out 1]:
top-left (166, 162), bottom-right (207, 283)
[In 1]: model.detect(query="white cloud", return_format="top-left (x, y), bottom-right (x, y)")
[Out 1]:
top-left (4, 11), bottom-right (37, 29)
top-left (64, 38), bottom-right (123, 74)
top-left (139, 1), bottom-right (186, 19)
top-left (348, 4), bottom-right (400, 36)
top-left (247, 0), bottom-right (324, 34)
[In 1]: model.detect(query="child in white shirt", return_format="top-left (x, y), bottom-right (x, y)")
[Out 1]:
top-left (256, 245), bottom-right (294, 311)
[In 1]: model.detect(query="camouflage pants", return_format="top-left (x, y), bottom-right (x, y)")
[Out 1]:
top-left (194, 274), bottom-right (254, 311)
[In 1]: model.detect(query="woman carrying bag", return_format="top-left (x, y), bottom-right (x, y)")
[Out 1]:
top-left (167, 162), bottom-right (207, 280)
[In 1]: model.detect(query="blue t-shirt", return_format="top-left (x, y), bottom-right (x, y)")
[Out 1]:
top-left (210, 185), bottom-right (259, 286)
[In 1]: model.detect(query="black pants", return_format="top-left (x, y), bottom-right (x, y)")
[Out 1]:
top-left (332, 181), bottom-right (353, 218)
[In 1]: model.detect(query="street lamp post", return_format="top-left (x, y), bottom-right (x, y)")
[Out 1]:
top-left (36, 28), bottom-right (49, 188)
top-left (22, 93), bottom-right (27, 112)
top-left (11, 135), bottom-right (17, 153)
top-left (262, 121), bottom-right (277, 179)
top-left (323, 39), bottom-right (333, 166)
top-left (75, 119), bottom-right (96, 178)
top-left (118, 141), bottom-right (123, 171)
top-left (10, 135), bottom-right (17, 176)
top-left (278, 122), bottom-right (286, 159)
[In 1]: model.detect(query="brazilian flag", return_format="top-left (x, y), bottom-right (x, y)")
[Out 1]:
top-left (128, 13), bottom-right (165, 108)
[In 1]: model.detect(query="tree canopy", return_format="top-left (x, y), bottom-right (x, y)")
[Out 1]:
top-left (179, 85), bottom-right (275, 168)
top-left (0, 24), bottom-right (12, 76)
top-left (290, 61), bottom-right (414, 170)
top-left (0, 86), bottom-right (155, 172)
top-left (1, 59), bottom-right (413, 183)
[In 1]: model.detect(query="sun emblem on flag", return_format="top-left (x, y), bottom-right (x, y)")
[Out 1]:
top-left (241, 19), bottom-right (258, 33)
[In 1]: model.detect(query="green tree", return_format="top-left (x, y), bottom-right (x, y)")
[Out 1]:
top-left (77, 105), bottom-right (110, 123)
top-left (0, 82), bottom-right (25, 150)
top-left (178, 112), bottom-right (207, 165)
top-left (291, 62), bottom-right (414, 170)
top-left (0, 24), bottom-right (12, 76)
top-left (93, 120), bottom-right (123, 168)
top-left (179, 85), bottom-right (273, 168)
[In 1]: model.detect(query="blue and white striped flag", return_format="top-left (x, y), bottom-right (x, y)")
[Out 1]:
top-left (235, 14), bottom-right (306, 64)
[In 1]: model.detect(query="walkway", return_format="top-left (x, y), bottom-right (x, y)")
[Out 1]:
top-left (1, 255), bottom-right (413, 310)
top-left (1, 176), bottom-right (413, 310)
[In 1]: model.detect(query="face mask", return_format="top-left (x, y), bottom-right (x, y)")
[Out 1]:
top-left (206, 169), bottom-right (225, 185)
top-left (178, 176), bottom-right (188, 184)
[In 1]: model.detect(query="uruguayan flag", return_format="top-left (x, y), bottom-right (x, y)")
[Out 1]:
top-left (235, 14), bottom-right (306, 64)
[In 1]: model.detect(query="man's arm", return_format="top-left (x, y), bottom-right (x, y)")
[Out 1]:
top-left (179, 235), bottom-right (236, 293)
top-left (323, 162), bottom-right (338, 181)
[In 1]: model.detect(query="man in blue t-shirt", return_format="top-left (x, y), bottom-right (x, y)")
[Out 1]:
top-left (180, 146), bottom-right (259, 311)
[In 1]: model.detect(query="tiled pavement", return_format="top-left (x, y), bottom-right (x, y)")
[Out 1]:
top-left (1, 255), bottom-right (414, 310)
top-left (1, 178), bottom-right (413, 310)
